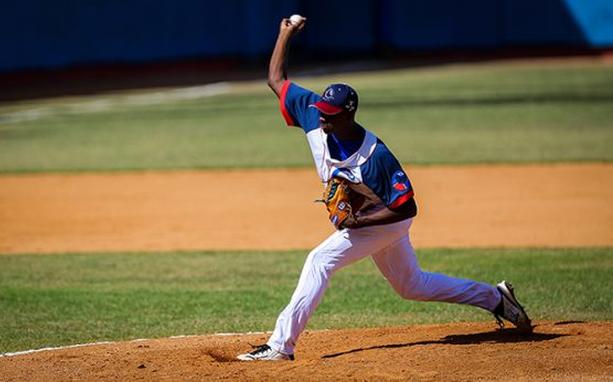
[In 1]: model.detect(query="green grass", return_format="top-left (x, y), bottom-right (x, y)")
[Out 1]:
top-left (0, 60), bottom-right (612, 172)
top-left (0, 248), bottom-right (611, 353)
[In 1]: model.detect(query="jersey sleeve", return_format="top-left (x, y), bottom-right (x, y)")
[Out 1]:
top-left (361, 142), bottom-right (415, 210)
top-left (279, 80), bottom-right (320, 133)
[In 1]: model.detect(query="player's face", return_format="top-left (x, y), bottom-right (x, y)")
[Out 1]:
top-left (319, 112), bottom-right (348, 134)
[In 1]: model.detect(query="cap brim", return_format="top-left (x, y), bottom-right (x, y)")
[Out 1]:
top-left (309, 101), bottom-right (344, 115)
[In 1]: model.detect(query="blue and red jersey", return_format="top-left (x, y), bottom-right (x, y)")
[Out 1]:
top-left (279, 80), bottom-right (415, 212)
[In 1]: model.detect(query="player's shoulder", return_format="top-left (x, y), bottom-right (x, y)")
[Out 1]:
top-left (359, 138), bottom-right (402, 178)
top-left (368, 138), bottom-right (400, 164)
top-left (287, 81), bottom-right (319, 98)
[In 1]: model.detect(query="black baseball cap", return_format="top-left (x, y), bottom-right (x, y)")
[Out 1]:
top-left (310, 83), bottom-right (359, 115)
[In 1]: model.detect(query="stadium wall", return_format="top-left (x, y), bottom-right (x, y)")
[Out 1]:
top-left (1, 0), bottom-right (612, 72)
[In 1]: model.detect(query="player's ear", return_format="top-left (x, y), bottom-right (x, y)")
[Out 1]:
top-left (346, 109), bottom-right (357, 121)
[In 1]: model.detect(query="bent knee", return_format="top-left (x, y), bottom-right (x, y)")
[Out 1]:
top-left (398, 288), bottom-right (429, 301)
top-left (396, 273), bottom-right (429, 301)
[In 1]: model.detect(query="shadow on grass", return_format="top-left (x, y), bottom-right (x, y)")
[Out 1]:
top-left (321, 328), bottom-right (566, 359)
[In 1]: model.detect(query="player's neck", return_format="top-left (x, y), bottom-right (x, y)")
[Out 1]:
top-left (333, 122), bottom-right (363, 140)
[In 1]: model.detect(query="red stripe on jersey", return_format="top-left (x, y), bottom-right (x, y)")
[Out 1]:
top-left (389, 191), bottom-right (414, 209)
top-left (279, 80), bottom-right (296, 126)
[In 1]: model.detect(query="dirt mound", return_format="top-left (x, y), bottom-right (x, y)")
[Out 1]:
top-left (1, 321), bottom-right (611, 381)
top-left (1, 165), bottom-right (611, 380)
top-left (1, 163), bottom-right (612, 254)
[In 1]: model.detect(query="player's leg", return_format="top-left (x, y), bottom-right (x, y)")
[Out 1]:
top-left (371, 228), bottom-right (532, 332)
top-left (371, 232), bottom-right (500, 311)
top-left (260, 219), bottom-right (411, 358)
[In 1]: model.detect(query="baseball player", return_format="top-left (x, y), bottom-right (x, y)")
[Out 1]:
top-left (237, 18), bottom-right (532, 361)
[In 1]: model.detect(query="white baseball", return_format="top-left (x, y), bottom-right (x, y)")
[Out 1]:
top-left (289, 14), bottom-right (304, 25)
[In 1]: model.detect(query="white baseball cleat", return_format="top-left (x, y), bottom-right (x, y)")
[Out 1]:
top-left (237, 344), bottom-right (295, 361)
top-left (494, 281), bottom-right (533, 334)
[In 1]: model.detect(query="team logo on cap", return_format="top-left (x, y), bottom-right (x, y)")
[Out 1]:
top-left (323, 87), bottom-right (335, 101)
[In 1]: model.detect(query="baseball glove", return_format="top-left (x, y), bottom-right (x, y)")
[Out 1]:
top-left (322, 177), bottom-right (354, 229)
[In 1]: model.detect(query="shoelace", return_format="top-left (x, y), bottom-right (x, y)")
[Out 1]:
top-left (248, 344), bottom-right (271, 356)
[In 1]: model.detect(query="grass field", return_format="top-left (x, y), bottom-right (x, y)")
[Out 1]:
top-left (1, 248), bottom-right (611, 353)
top-left (1, 59), bottom-right (612, 357)
top-left (1, 60), bottom-right (612, 172)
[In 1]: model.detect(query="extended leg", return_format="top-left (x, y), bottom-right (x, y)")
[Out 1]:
top-left (371, 235), bottom-right (501, 311)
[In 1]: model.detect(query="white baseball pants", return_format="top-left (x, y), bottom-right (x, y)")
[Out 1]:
top-left (267, 218), bottom-right (501, 355)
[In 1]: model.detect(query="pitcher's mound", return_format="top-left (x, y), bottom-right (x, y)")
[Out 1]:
top-left (1, 321), bottom-right (611, 381)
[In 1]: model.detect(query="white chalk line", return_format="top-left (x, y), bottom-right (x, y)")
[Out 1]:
top-left (0, 330), bottom-right (269, 358)
top-left (0, 82), bottom-right (231, 124)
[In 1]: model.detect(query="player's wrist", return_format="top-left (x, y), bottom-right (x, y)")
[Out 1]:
top-left (278, 25), bottom-right (294, 37)
top-left (353, 215), bottom-right (366, 228)
top-left (341, 215), bottom-right (365, 229)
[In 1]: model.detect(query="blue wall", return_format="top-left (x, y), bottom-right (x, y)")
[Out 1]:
top-left (380, 0), bottom-right (501, 49)
top-left (2, 0), bottom-right (612, 72)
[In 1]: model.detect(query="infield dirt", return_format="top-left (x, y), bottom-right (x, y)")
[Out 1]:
top-left (1, 321), bottom-right (611, 381)
top-left (1, 163), bottom-right (612, 381)
top-left (1, 163), bottom-right (612, 254)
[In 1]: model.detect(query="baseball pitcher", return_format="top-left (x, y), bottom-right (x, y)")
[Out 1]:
top-left (238, 17), bottom-right (532, 361)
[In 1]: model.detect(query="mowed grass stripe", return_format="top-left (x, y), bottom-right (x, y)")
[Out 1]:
top-left (0, 248), bottom-right (611, 353)
top-left (0, 60), bottom-right (612, 173)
